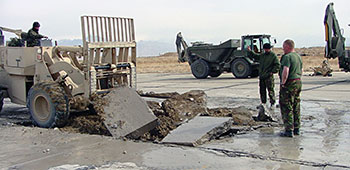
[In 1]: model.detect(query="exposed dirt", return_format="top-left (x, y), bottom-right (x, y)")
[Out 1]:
top-left (138, 90), bottom-right (180, 99)
top-left (59, 90), bottom-right (266, 142)
top-left (140, 90), bottom-right (266, 142)
top-left (60, 92), bottom-right (110, 136)
top-left (162, 90), bottom-right (208, 121)
top-left (204, 107), bottom-right (257, 126)
top-left (60, 113), bottom-right (111, 136)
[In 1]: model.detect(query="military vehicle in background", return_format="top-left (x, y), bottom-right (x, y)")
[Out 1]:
top-left (176, 32), bottom-right (276, 79)
top-left (0, 16), bottom-right (157, 139)
top-left (324, 2), bottom-right (350, 72)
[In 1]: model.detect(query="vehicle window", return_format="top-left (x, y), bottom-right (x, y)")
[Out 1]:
top-left (261, 37), bottom-right (270, 47)
top-left (253, 38), bottom-right (261, 53)
top-left (243, 38), bottom-right (252, 50)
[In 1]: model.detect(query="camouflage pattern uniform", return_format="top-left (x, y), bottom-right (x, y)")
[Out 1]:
top-left (279, 52), bottom-right (302, 132)
top-left (259, 75), bottom-right (276, 104)
top-left (279, 80), bottom-right (302, 131)
top-left (26, 28), bottom-right (44, 47)
top-left (249, 50), bottom-right (280, 105)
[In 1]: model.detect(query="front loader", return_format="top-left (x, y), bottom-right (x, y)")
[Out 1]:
top-left (0, 16), bottom-right (157, 138)
top-left (176, 32), bottom-right (275, 79)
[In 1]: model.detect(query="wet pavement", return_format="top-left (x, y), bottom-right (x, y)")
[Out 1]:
top-left (1, 72), bottom-right (350, 169)
top-left (137, 72), bottom-right (350, 169)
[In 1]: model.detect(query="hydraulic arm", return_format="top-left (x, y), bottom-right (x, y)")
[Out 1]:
top-left (324, 3), bottom-right (350, 71)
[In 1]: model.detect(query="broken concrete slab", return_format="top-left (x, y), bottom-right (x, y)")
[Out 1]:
top-left (103, 86), bottom-right (158, 139)
top-left (141, 90), bottom-right (209, 142)
top-left (161, 116), bottom-right (233, 146)
top-left (255, 104), bottom-right (279, 122)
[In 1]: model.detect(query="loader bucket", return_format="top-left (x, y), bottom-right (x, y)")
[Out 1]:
top-left (101, 86), bottom-right (158, 139)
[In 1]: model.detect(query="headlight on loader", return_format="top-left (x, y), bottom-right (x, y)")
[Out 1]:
top-left (37, 48), bottom-right (42, 60)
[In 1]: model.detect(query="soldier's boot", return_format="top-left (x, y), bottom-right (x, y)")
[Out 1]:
top-left (293, 128), bottom-right (300, 135)
top-left (280, 130), bottom-right (293, 137)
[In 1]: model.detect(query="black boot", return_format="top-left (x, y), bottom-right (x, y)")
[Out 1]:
top-left (293, 128), bottom-right (300, 135)
top-left (280, 130), bottom-right (293, 137)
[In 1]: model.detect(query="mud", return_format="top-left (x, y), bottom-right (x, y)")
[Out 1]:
top-left (137, 90), bottom-right (180, 99)
top-left (161, 90), bottom-right (208, 120)
top-left (204, 107), bottom-right (257, 126)
top-left (60, 113), bottom-right (111, 136)
top-left (58, 89), bottom-right (270, 142)
top-left (141, 90), bottom-right (270, 142)
top-left (58, 90), bottom-right (208, 141)
top-left (0, 88), bottom-right (272, 144)
top-left (60, 92), bottom-right (111, 136)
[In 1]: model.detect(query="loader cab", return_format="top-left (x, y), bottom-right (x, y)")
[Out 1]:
top-left (242, 35), bottom-right (273, 54)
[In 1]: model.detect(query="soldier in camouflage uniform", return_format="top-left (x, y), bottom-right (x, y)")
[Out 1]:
top-left (26, 22), bottom-right (47, 47)
top-left (279, 39), bottom-right (303, 137)
top-left (248, 43), bottom-right (280, 108)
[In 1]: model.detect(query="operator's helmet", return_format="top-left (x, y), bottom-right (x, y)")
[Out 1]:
top-left (33, 22), bottom-right (40, 28)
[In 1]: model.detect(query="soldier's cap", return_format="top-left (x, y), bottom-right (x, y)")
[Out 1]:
top-left (33, 22), bottom-right (40, 28)
top-left (263, 43), bottom-right (272, 49)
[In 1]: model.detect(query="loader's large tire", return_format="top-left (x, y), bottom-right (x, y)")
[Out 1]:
top-left (0, 90), bottom-right (4, 113)
top-left (231, 58), bottom-right (251, 78)
top-left (191, 59), bottom-right (210, 79)
top-left (27, 81), bottom-right (70, 128)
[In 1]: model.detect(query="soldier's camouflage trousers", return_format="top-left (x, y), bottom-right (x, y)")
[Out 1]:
top-left (259, 75), bottom-right (276, 104)
top-left (279, 80), bottom-right (302, 131)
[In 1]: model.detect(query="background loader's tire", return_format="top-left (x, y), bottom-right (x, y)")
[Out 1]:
top-left (209, 70), bottom-right (222, 78)
top-left (231, 58), bottom-right (251, 78)
top-left (27, 81), bottom-right (70, 128)
top-left (191, 59), bottom-right (210, 79)
top-left (0, 90), bottom-right (5, 113)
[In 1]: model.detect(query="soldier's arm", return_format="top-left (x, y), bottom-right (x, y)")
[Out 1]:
top-left (247, 50), bottom-right (260, 60)
top-left (35, 33), bottom-right (45, 39)
top-left (30, 30), bottom-right (45, 39)
top-left (271, 54), bottom-right (281, 73)
top-left (281, 66), bottom-right (289, 86)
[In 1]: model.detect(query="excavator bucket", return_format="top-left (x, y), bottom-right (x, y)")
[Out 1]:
top-left (102, 86), bottom-right (158, 138)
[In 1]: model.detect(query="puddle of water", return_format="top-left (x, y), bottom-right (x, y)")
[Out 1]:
top-left (204, 100), bottom-right (350, 167)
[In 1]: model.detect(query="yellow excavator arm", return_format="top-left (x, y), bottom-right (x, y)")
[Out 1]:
top-left (324, 3), bottom-right (350, 71)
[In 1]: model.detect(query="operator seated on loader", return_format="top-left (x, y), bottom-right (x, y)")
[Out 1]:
top-left (26, 21), bottom-right (48, 47)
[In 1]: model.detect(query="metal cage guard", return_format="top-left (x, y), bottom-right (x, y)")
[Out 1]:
top-left (80, 16), bottom-right (137, 96)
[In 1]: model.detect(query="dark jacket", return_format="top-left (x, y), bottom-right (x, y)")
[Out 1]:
top-left (249, 51), bottom-right (280, 79)
top-left (26, 28), bottom-right (44, 47)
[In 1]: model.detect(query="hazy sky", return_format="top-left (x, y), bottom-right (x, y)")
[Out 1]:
top-left (1, 0), bottom-right (350, 47)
